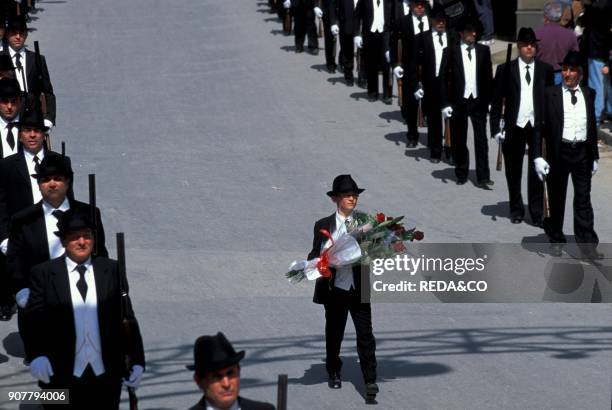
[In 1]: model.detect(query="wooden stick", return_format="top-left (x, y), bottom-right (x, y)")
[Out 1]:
top-left (496, 44), bottom-right (513, 171)
top-left (277, 374), bottom-right (288, 410)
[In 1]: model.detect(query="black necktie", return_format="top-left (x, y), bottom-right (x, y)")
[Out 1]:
top-left (569, 89), bottom-right (577, 105)
top-left (376, 0), bottom-right (380, 6)
top-left (417, 16), bottom-right (423, 33)
top-left (437, 31), bottom-right (443, 46)
top-left (52, 209), bottom-right (64, 220)
top-left (525, 65), bottom-right (531, 85)
top-left (33, 155), bottom-right (40, 173)
top-left (6, 123), bottom-right (15, 150)
top-left (467, 46), bottom-right (473, 61)
top-left (76, 265), bottom-right (88, 301)
top-left (14, 53), bottom-right (22, 70)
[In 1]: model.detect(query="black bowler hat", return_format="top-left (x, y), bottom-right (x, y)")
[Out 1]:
top-left (457, 14), bottom-right (482, 33)
top-left (326, 174), bottom-right (365, 197)
top-left (0, 78), bottom-right (20, 98)
top-left (560, 51), bottom-right (584, 68)
top-left (33, 154), bottom-right (73, 180)
top-left (55, 208), bottom-right (95, 238)
top-left (186, 332), bottom-right (245, 376)
top-left (0, 55), bottom-right (15, 73)
top-left (516, 27), bottom-right (538, 44)
top-left (6, 16), bottom-right (27, 33)
top-left (430, 5), bottom-right (447, 20)
top-left (17, 108), bottom-right (49, 132)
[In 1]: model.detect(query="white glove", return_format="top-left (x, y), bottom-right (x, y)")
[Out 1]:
top-left (385, 51), bottom-right (390, 63)
top-left (534, 157), bottom-right (550, 181)
top-left (331, 24), bottom-right (339, 36)
top-left (30, 356), bottom-right (54, 384)
top-left (123, 365), bottom-right (144, 389)
top-left (354, 36), bottom-right (363, 49)
top-left (43, 119), bottom-right (54, 130)
top-left (494, 131), bottom-right (505, 144)
top-left (16, 288), bottom-right (30, 309)
top-left (0, 238), bottom-right (7, 255)
top-left (283, 0), bottom-right (291, 8)
top-left (574, 25), bottom-right (584, 37)
top-left (393, 66), bottom-right (404, 79)
top-left (592, 160), bottom-right (598, 176)
top-left (414, 88), bottom-right (424, 100)
top-left (442, 106), bottom-right (453, 119)
top-left (314, 6), bottom-right (323, 18)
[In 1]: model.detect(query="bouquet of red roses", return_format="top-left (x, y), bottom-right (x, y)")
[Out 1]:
top-left (286, 210), bottom-right (423, 283)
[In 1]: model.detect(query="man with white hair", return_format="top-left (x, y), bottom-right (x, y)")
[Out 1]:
top-left (534, 0), bottom-right (579, 85)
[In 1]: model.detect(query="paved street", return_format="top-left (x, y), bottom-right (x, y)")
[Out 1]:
top-left (1, 0), bottom-right (611, 408)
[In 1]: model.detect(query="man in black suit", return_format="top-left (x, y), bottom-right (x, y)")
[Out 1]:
top-left (0, 78), bottom-right (21, 159)
top-left (187, 332), bottom-right (275, 410)
top-left (354, 0), bottom-right (392, 103)
top-left (533, 51), bottom-right (600, 258)
top-left (26, 208), bottom-right (144, 409)
top-left (3, 16), bottom-right (56, 127)
top-left (285, 0), bottom-right (319, 54)
top-left (308, 174), bottom-right (378, 402)
top-left (7, 155), bottom-right (107, 358)
top-left (0, 108), bottom-right (69, 321)
top-left (490, 28), bottom-right (554, 226)
top-left (440, 15), bottom-right (493, 188)
top-left (410, 5), bottom-right (449, 160)
top-left (316, 0), bottom-right (339, 73)
top-left (390, 0), bottom-right (430, 146)
top-left (329, 0), bottom-right (366, 86)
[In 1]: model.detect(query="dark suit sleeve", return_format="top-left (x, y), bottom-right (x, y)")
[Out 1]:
top-left (482, 46), bottom-right (493, 107)
top-left (588, 90), bottom-right (599, 161)
top-left (533, 87), bottom-right (553, 159)
top-left (353, 0), bottom-right (363, 36)
top-left (25, 263), bottom-right (50, 360)
top-left (307, 221), bottom-right (322, 260)
top-left (7, 219), bottom-right (28, 293)
top-left (439, 48), bottom-right (450, 108)
top-left (40, 55), bottom-right (56, 125)
top-left (329, 0), bottom-right (338, 25)
top-left (490, 64), bottom-right (505, 137)
top-left (118, 263), bottom-right (146, 368)
top-left (0, 161), bottom-right (9, 240)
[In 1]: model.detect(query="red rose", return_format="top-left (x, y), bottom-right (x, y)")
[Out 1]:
top-left (392, 242), bottom-right (406, 252)
top-left (376, 213), bottom-right (385, 222)
top-left (413, 231), bottom-right (424, 241)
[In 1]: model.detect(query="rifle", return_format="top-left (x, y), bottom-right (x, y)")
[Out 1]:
top-left (397, 38), bottom-right (403, 107)
top-left (16, 3), bottom-right (21, 16)
top-left (276, 374), bottom-right (288, 410)
top-left (317, 0), bottom-right (324, 38)
top-left (541, 138), bottom-right (551, 219)
top-left (61, 141), bottom-right (65, 156)
top-left (283, 9), bottom-right (292, 35)
top-left (34, 42), bottom-right (51, 149)
top-left (417, 64), bottom-right (425, 127)
top-left (88, 174), bottom-right (99, 256)
top-left (444, 117), bottom-right (452, 158)
top-left (496, 43), bottom-right (513, 172)
top-left (117, 233), bottom-right (139, 410)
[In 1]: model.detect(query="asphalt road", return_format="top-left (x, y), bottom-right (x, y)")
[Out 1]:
top-left (1, 1), bottom-right (611, 409)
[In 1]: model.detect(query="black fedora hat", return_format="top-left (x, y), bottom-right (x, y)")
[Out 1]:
top-left (457, 14), bottom-right (482, 33)
top-left (430, 4), bottom-right (447, 20)
top-left (6, 16), bottom-right (27, 33)
top-left (516, 27), bottom-right (538, 44)
top-left (559, 51), bottom-right (584, 68)
top-left (0, 55), bottom-right (14, 73)
top-left (33, 154), bottom-right (73, 180)
top-left (326, 174), bottom-right (365, 197)
top-left (186, 332), bottom-right (245, 376)
top-left (0, 78), bottom-right (20, 98)
top-left (17, 108), bottom-right (48, 132)
top-left (55, 208), bottom-right (96, 238)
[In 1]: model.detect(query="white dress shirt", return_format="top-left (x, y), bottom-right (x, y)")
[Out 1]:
top-left (206, 400), bottom-right (240, 410)
top-left (321, 211), bottom-right (354, 291)
top-left (0, 115), bottom-right (19, 158)
top-left (23, 150), bottom-right (44, 204)
top-left (411, 12), bottom-right (429, 35)
top-left (516, 59), bottom-right (535, 128)
top-left (371, 0), bottom-right (385, 33)
top-left (561, 85), bottom-right (587, 142)
top-left (461, 42), bottom-right (478, 99)
top-left (42, 198), bottom-right (70, 259)
top-left (66, 256), bottom-right (105, 377)
top-left (432, 30), bottom-right (447, 77)
top-left (9, 47), bottom-right (28, 92)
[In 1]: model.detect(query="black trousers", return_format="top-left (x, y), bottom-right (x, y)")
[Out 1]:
top-left (42, 366), bottom-right (122, 410)
top-left (324, 287), bottom-right (377, 383)
top-left (424, 85), bottom-right (444, 158)
top-left (0, 253), bottom-right (13, 307)
top-left (363, 32), bottom-right (390, 98)
top-left (322, 14), bottom-right (336, 68)
top-left (502, 123), bottom-right (543, 221)
top-left (401, 80), bottom-right (419, 142)
top-left (544, 142), bottom-right (598, 244)
top-left (293, 3), bottom-right (318, 50)
top-left (339, 33), bottom-right (354, 79)
top-left (450, 97), bottom-right (490, 182)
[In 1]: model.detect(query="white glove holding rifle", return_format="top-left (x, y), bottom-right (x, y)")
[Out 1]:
top-left (283, 0), bottom-right (291, 8)
top-left (393, 66), bottom-right (404, 79)
top-left (414, 88), bottom-right (424, 100)
top-left (331, 24), bottom-right (339, 36)
top-left (534, 157), bottom-right (550, 181)
top-left (442, 106), bottom-right (453, 119)
top-left (354, 36), bottom-right (363, 49)
top-left (314, 6), bottom-right (323, 18)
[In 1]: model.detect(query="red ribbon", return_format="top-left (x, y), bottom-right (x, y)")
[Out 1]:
top-left (316, 229), bottom-right (334, 278)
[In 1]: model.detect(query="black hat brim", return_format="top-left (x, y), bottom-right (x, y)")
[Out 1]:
top-left (185, 350), bottom-right (245, 372)
top-left (326, 188), bottom-right (365, 197)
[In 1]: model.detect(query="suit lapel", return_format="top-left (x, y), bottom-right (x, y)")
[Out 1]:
top-left (553, 86), bottom-right (564, 134)
top-left (25, 52), bottom-right (34, 86)
top-left (51, 256), bottom-right (73, 307)
top-left (581, 86), bottom-right (593, 136)
top-left (93, 258), bottom-right (112, 305)
top-left (16, 154), bottom-right (33, 198)
top-left (456, 45), bottom-right (465, 85)
top-left (33, 203), bottom-right (51, 260)
top-left (511, 59), bottom-right (520, 91)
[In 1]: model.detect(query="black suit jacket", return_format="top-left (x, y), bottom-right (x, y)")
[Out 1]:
top-left (439, 42), bottom-right (493, 110)
top-left (308, 214), bottom-right (367, 305)
top-left (189, 396), bottom-right (275, 410)
top-left (331, 0), bottom-right (357, 35)
top-left (0, 151), bottom-right (71, 240)
top-left (354, 0), bottom-right (392, 41)
top-left (490, 59), bottom-right (554, 138)
top-left (389, 5), bottom-right (428, 67)
top-left (533, 85), bottom-right (599, 166)
top-left (26, 255), bottom-right (145, 383)
top-left (7, 199), bottom-right (108, 292)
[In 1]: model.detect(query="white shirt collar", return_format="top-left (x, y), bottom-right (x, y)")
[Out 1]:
top-left (23, 148), bottom-right (44, 162)
top-left (518, 58), bottom-right (534, 70)
top-left (42, 197), bottom-right (70, 216)
top-left (335, 211), bottom-right (353, 224)
top-left (66, 256), bottom-right (92, 273)
top-left (461, 41), bottom-right (474, 51)
top-left (205, 399), bottom-right (240, 410)
top-left (9, 46), bottom-right (25, 58)
top-left (562, 84), bottom-right (581, 94)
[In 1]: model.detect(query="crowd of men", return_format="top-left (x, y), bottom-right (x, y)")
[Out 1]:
top-left (268, 0), bottom-right (610, 259)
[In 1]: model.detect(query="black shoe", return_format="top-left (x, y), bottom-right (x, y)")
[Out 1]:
top-left (328, 373), bottom-right (341, 389)
top-left (0, 304), bottom-right (13, 321)
top-left (511, 217), bottom-right (523, 224)
top-left (296, 46), bottom-right (304, 53)
top-left (532, 219), bottom-right (544, 228)
top-left (308, 47), bottom-right (319, 55)
top-left (477, 179), bottom-right (494, 190)
top-left (407, 140), bottom-right (418, 148)
top-left (368, 93), bottom-right (378, 102)
top-left (327, 65), bottom-right (337, 74)
top-left (365, 382), bottom-right (379, 404)
top-left (430, 158), bottom-right (441, 164)
top-left (456, 178), bottom-right (467, 185)
top-left (346, 78), bottom-right (354, 87)
top-left (357, 79), bottom-right (367, 89)
top-left (382, 96), bottom-right (392, 105)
